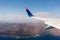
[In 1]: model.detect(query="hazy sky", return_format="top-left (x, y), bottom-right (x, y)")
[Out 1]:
top-left (0, 0), bottom-right (60, 22)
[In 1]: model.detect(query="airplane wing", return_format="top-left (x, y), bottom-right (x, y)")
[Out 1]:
top-left (25, 7), bottom-right (60, 30)
top-left (25, 7), bottom-right (47, 21)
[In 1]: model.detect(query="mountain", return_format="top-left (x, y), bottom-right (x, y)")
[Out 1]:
top-left (0, 22), bottom-right (59, 38)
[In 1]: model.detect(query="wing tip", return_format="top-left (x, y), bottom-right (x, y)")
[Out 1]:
top-left (25, 7), bottom-right (33, 17)
top-left (25, 7), bottom-right (28, 10)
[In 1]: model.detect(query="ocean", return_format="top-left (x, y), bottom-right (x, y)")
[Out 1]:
top-left (0, 34), bottom-right (60, 40)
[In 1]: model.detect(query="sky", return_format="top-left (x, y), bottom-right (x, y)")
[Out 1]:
top-left (0, 0), bottom-right (60, 23)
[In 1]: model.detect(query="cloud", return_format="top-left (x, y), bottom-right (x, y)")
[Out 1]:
top-left (0, 12), bottom-right (59, 23)
top-left (34, 12), bottom-right (60, 18)
top-left (0, 12), bottom-right (49, 23)
top-left (0, 13), bottom-right (41, 23)
top-left (34, 12), bottom-right (50, 17)
top-left (0, 14), bottom-right (26, 23)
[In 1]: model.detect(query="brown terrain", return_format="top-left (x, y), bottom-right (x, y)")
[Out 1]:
top-left (0, 22), bottom-right (59, 38)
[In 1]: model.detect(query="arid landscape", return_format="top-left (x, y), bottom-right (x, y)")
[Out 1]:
top-left (0, 22), bottom-right (59, 38)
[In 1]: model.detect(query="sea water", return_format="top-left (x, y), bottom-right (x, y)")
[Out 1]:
top-left (0, 34), bottom-right (60, 40)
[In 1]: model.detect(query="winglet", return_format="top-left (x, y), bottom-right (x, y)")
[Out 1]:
top-left (25, 7), bottom-right (33, 17)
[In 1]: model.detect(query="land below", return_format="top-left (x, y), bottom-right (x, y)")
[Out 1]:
top-left (0, 22), bottom-right (59, 38)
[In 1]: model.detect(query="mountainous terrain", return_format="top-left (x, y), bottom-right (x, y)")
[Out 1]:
top-left (0, 22), bottom-right (59, 38)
